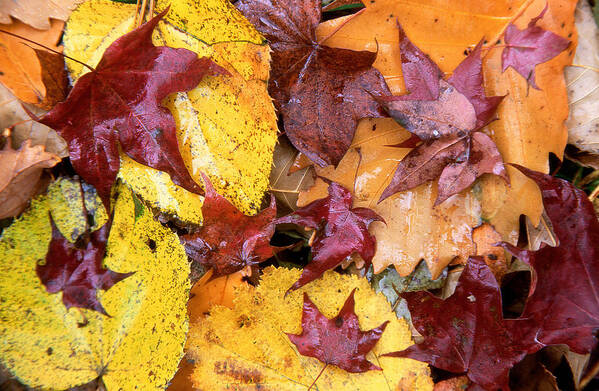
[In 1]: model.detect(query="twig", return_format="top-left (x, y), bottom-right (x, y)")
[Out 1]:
top-left (307, 363), bottom-right (328, 391)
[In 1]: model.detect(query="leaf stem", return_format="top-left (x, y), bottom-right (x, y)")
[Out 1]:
top-left (137, 0), bottom-right (148, 27)
top-left (0, 29), bottom-right (95, 72)
top-left (307, 363), bottom-right (328, 390)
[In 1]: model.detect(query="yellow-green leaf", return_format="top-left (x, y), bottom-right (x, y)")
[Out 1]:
top-left (187, 267), bottom-right (433, 390)
top-left (63, 0), bottom-right (278, 221)
top-left (0, 183), bottom-right (190, 390)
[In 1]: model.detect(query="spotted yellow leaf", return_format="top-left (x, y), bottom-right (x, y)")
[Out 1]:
top-left (187, 267), bottom-right (433, 390)
top-left (0, 183), bottom-right (190, 390)
top-left (63, 0), bottom-right (277, 221)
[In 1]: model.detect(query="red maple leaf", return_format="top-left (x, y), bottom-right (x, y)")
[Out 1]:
top-left (287, 289), bottom-right (388, 381)
top-left (37, 219), bottom-right (133, 315)
top-left (502, 5), bottom-right (570, 89)
top-left (385, 257), bottom-right (530, 390)
top-left (500, 165), bottom-right (599, 353)
top-left (180, 174), bottom-right (277, 276)
top-left (276, 182), bottom-right (383, 290)
top-left (378, 26), bottom-right (508, 205)
top-left (236, 0), bottom-right (390, 167)
top-left (38, 10), bottom-right (228, 208)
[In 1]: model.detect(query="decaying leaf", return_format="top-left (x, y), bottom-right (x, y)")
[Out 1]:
top-left (316, 0), bottom-right (577, 245)
top-left (236, 0), bottom-right (390, 167)
top-left (298, 128), bottom-right (481, 278)
top-left (385, 257), bottom-right (532, 390)
top-left (288, 289), bottom-right (388, 374)
top-left (181, 174), bottom-right (277, 276)
top-left (565, 0), bottom-right (599, 160)
top-left (0, 183), bottom-right (190, 389)
top-left (0, 139), bottom-right (59, 219)
top-left (0, 84), bottom-right (67, 157)
top-left (0, 19), bottom-right (66, 109)
top-left (0, 0), bottom-right (81, 30)
top-left (40, 10), bottom-right (226, 208)
top-left (186, 267), bottom-right (433, 390)
top-left (63, 0), bottom-right (278, 218)
top-left (278, 182), bottom-right (383, 290)
top-left (472, 222), bottom-right (508, 281)
top-left (502, 5), bottom-right (571, 89)
top-left (500, 166), bottom-right (599, 353)
top-left (269, 137), bottom-right (315, 213)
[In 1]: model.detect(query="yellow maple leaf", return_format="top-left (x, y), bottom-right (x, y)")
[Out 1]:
top-left (62, 0), bottom-right (278, 221)
top-left (187, 267), bottom-right (433, 390)
top-left (0, 182), bottom-right (190, 390)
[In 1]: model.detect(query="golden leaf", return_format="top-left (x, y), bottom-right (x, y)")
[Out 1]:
top-left (0, 183), bottom-right (190, 390)
top-left (62, 0), bottom-right (277, 221)
top-left (187, 267), bottom-right (433, 390)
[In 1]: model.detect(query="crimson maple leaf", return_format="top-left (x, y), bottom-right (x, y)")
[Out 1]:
top-left (502, 5), bottom-right (570, 89)
top-left (500, 165), bottom-right (599, 353)
top-left (276, 182), bottom-right (383, 290)
top-left (37, 219), bottom-right (133, 315)
top-left (38, 10), bottom-right (227, 208)
top-left (180, 174), bottom-right (277, 276)
top-left (385, 257), bottom-right (531, 390)
top-left (236, 0), bottom-right (390, 167)
top-left (378, 26), bottom-right (508, 205)
top-left (288, 289), bottom-right (388, 376)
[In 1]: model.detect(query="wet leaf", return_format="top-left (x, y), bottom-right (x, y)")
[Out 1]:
top-left (39, 10), bottom-right (227, 208)
top-left (277, 182), bottom-right (383, 290)
top-left (64, 0), bottom-right (278, 218)
top-left (181, 174), bottom-right (277, 276)
top-left (237, 0), bottom-right (390, 167)
top-left (0, 183), bottom-right (190, 390)
top-left (502, 5), bottom-right (571, 89)
top-left (186, 267), bottom-right (433, 390)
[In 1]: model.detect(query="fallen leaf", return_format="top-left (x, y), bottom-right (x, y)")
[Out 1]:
top-left (64, 0), bottom-right (278, 218)
top-left (278, 182), bottom-right (383, 290)
top-left (385, 257), bottom-right (531, 390)
top-left (0, 139), bottom-right (59, 219)
top-left (0, 0), bottom-right (81, 30)
top-left (38, 218), bottom-right (133, 315)
top-left (500, 166), bottom-right (599, 353)
top-left (186, 267), bottom-right (433, 390)
top-left (46, 176), bottom-right (108, 243)
top-left (316, 0), bottom-right (577, 243)
top-left (472, 223), bottom-right (508, 281)
top-left (0, 183), bottom-right (190, 390)
top-left (288, 289), bottom-right (388, 374)
top-left (0, 84), bottom-right (67, 157)
top-left (39, 10), bottom-right (227, 208)
top-left (510, 355), bottom-right (558, 391)
top-left (180, 174), bottom-right (277, 276)
top-left (378, 31), bottom-right (507, 205)
top-left (236, 0), bottom-right (390, 167)
top-left (269, 137), bottom-right (315, 213)
top-left (565, 0), bottom-right (599, 159)
top-left (298, 126), bottom-right (481, 278)
top-left (33, 49), bottom-right (69, 109)
top-left (433, 376), bottom-right (470, 391)
top-left (0, 19), bottom-right (66, 109)
top-left (322, 0), bottom-right (364, 13)
top-left (502, 5), bottom-right (571, 89)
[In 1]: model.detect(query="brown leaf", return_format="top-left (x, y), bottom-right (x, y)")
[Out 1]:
top-left (0, 138), bottom-right (60, 219)
top-left (34, 49), bottom-right (68, 109)
top-left (473, 223), bottom-right (508, 281)
top-left (0, 0), bottom-right (82, 30)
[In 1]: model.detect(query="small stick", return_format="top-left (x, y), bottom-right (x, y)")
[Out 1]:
top-left (137, 0), bottom-right (148, 27)
top-left (569, 64), bottom-right (599, 73)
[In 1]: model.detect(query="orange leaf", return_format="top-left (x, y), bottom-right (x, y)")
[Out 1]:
top-left (0, 19), bottom-right (65, 109)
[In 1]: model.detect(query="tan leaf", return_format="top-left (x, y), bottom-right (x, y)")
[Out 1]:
top-left (473, 223), bottom-right (508, 281)
top-left (565, 0), bottom-right (599, 159)
top-left (0, 0), bottom-right (82, 30)
top-left (0, 138), bottom-right (59, 219)
top-left (298, 120), bottom-right (480, 278)
top-left (0, 83), bottom-right (68, 157)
